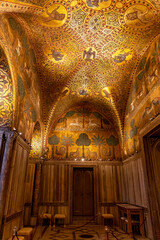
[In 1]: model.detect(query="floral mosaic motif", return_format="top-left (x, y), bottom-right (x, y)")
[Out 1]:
top-left (0, 47), bottom-right (13, 128)
top-left (89, 15), bottom-right (102, 32)
top-left (29, 122), bottom-right (41, 158)
top-left (105, 11), bottom-right (120, 27)
top-left (70, 9), bottom-right (87, 27)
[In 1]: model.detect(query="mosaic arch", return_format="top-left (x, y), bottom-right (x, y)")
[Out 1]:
top-left (44, 93), bottom-right (123, 149)
top-left (0, 14), bottom-right (41, 140)
top-left (0, 45), bottom-right (13, 128)
top-left (0, 0), bottom-right (160, 139)
top-left (29, 122), bottom-right (42, 158)
top-left (47, 106), bottom-right (122, 161)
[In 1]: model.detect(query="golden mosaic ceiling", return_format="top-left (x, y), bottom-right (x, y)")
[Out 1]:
top-left (1, 0), bottom-right (160, 136)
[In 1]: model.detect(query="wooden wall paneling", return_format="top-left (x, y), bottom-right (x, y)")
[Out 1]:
top-left (7, 137), bottom-right (29, 214)
top-left (1, 134), bottom-right (30, 240)
top-left (138, 157), bottom-right (148, 206)
top-left (106, 166), bottom-right (113, 202)
top-left (41, 164), bottom-right (44, 202)
top-left (53, 165), bottom-right (57, 203)
top-left (7, 144), bottom-right (23, 215)
top-left (102, 166), bottom-right (107, 202)
top-left (0, 131), bottom-right (17, 232)
top-left (122, 165), bottom-right (127, 202)
top-left (25, 163), bottom-right (36, 204)
top-left (16, 146), bottom-right (28, 211)
top-left (24, 161), bottom-right (36, 225)
top-left (132, 159), bottom-right (142, 205)
top-left (126, 163), bottom-right (135, 204)
top-left (68, 164), bottom-right (72, 224)
top-left (15, 146), bottom-right (25, 211)
top-left (124, 164), bottom-right (129, 202)
top-left (50, 164), bottom-right (54, 202)
top-left (0, 130), bottom-right (4, 151)
top-left (123, 155), bottom-right (147, 207)
top-left (43, 165), bottom-right (47, 202)
top-left (121, 164), bottom-right (127, 202)
top-left (2, 215), bottom-right (22, 240)
top-left (4, 137), bottom-right (18, 217)
top-left (94, 165), bottom-right (99, 223)
top-left (119, 165), bottom-right (124, 202)
top-left (101, 165), bottom-right (106, 203)
top-left (0, 131), bottom-right (5, 173)
top-left (112, 166), bottom-right (118, 202)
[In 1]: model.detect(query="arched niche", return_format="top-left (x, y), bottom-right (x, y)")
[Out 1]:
top-left (0, 45), bottom-right (13, 129)
top-left (29, 121), bottom-right (42, 158)
top-left (47, 107), bottom-right (122, 161)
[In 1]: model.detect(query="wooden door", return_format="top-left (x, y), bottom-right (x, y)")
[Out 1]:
top-left (73, 168), bottom-right (94, 216)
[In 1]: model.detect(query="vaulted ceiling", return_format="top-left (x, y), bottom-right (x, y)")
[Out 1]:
top-left (1, 0), bottom-right (160, 140)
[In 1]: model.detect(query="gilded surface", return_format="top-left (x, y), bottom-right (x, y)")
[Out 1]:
top-left (0, 46), bottom-right (13, 128)
top-left (47, 107), bottom-right (121, 160)
top-left (0, 0), bottom-right (160, 155)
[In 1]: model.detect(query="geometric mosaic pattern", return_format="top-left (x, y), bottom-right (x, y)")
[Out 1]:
top-left (33, 225), bottom-right (150, 240)
top-left (1, 0), bottom-right (160, 148)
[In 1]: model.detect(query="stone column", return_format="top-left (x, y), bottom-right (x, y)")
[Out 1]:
top-left (32, 161), bottom-right (42, 216)
top-left (0, 131), bottom-right (17, 233)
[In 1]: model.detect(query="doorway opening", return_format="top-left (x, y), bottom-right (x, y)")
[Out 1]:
top-left (73, 167), bottom-right (94, 217)
top-left (143, 125), bottom-right (160, 239)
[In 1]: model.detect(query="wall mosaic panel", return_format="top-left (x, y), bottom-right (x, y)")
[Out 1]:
top-left (0, 45), bottom-right (13, 128)
top-left (0, 15), bottom-right (40, 140)
top-left (47, 108), bottom-right (121, 161)
top-left (124, 35), bottom-right (160, 157)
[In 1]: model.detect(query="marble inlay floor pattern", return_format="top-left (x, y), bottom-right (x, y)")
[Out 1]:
top-left (33, 225), bottom-right (150, 240)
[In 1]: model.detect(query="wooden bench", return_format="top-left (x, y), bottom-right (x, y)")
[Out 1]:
top-left (102, 214), bottom-right (114, 226)
top-left (53, 214), bottom-right (66, 228)
top-left (17, 227), bottom-right (33, 240)
top-left (8, 237), bottom-right (24, 240)
top-left (38, 213), bottom-right (52, 226)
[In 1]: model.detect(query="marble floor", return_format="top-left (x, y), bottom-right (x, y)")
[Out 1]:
top-left (33, 224), bottom-right (150, 240)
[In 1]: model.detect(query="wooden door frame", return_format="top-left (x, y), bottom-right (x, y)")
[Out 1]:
top-left (139, 114), bottom-right (160, 239)
top-left (69, 163), bottom-right (99, 224)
